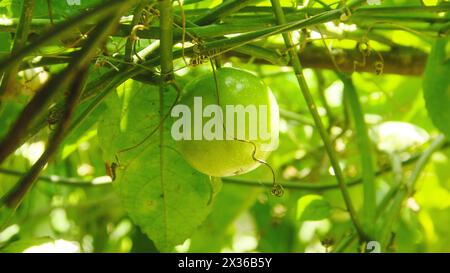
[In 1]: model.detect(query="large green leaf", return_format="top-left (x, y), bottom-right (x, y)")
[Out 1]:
top-left (424, 38), bottom-right (450, 138)
top-left (97, 80), bottom-right (218, 252)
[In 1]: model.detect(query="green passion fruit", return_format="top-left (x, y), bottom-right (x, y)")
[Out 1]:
top-left (173, 67), bottom-right (279, 177)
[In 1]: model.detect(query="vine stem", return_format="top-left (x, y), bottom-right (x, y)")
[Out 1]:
top-left (339, 73), bottom-right (377, 238)
top-left (159, 0), bottom-right (174, 82)
top-left (194, 0), bottom-right (263, 26)
top-left (269, 0), bottom-right (368, 242)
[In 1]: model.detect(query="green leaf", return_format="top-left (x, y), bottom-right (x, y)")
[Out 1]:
top-left (296, 194), bottom-right (331, 221)
top-left (251, 200), bottom-right (296, 253)
top-left (424, 38), bottom-right (450, 139)
top-left (189, 184), bottom-right (261, 252)
top-left (0, 237), bottom-right (54, 253)
top-left (97, 80), bottom-right (218, 252)
top-left (0, 32), bottom-right (11, 53)
top-left (60, 101), bottom-right (107, 159)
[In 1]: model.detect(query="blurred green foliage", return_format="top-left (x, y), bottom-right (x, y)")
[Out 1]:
top-left (0, 0), bottom-right (449, 253)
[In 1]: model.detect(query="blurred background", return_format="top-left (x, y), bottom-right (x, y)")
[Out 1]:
top-left (0, 0), bottom-right (449, 252)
